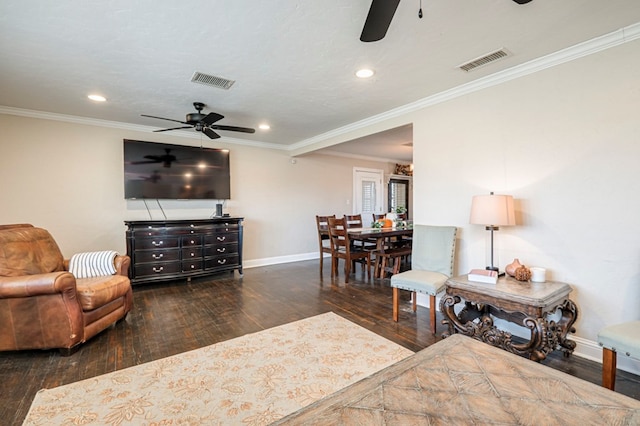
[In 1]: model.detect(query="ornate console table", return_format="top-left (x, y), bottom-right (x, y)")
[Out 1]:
top-left (440, 275), bottom-right (578, 361)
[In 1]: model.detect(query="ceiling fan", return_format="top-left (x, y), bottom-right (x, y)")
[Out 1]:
top-left (360, 0), bottom-right (532, 43)
top-left (141, 102), bottom-right (256, 139)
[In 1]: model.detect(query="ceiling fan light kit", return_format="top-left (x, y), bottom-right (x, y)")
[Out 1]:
top-left (141, 102), bottom-right (255, 140)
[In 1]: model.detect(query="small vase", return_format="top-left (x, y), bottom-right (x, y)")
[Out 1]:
top-left (505, 258), bottom-right (523, 277)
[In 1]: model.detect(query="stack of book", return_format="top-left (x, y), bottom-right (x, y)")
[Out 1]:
top-left (467, 269), bottom-right (498, 284)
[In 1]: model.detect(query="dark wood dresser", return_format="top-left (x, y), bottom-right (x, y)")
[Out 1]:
top-left (124, 218), bottom-right (243, 285)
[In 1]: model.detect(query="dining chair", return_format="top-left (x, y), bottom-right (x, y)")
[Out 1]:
top-left (345, 214), bottom-right (377, 250)
top-left (315, 215), bottom-right (335, 277)
top-left (372, 213), bottom-right (386, 223)
top-left (327, 216), bottom-right (371, 283)
top-left (390, 225), bottom-right (457, 334)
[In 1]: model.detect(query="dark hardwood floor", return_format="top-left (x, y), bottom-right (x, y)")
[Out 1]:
top-left (2, 260), bottom-right (639, 425)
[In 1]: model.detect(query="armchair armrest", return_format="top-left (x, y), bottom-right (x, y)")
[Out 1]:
top-left (114, 255), bottom-right (131, 277)
top-left (0, 272), bottom-right (76, 298)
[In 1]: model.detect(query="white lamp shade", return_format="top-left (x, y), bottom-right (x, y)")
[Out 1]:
top-left (469, 194), bottom-right (515, 226)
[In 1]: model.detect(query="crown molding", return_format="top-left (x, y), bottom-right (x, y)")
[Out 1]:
top-left (2, 22), bottom-right (638, 156)
top-left (290, 21), bottom-right (640, 153)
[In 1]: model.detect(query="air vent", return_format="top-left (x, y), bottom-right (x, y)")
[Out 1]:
top-left (191, 72), bottom-right (235, 90)
top-left (458, 49), bottom-right (509, 72)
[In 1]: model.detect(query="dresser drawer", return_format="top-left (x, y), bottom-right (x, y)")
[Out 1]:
top-left (182, 235), bottom-right (202, 246)
top-left (182, 259), bottom-right (203, 272)
top-left (204, 232), bottom-right (238, 245)
top-left (136, 236), bottom-right (180, 250)
top-left (134, 261), bottom-right (181, 277)
top-left (134, 249), bottom-right (180, 263)
top-left (204, 243), bottom-right (238, 257)
top-left (204, 254), bottom-right (239, 269)
top-left (182, 247), bottom-right (203, 259)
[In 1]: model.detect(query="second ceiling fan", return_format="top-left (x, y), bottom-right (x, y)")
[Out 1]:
top-left (141, 102), bottom-right (255, 140)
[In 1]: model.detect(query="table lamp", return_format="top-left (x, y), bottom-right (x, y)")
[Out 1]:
top-left (469, 192), bottom-right (515, 274)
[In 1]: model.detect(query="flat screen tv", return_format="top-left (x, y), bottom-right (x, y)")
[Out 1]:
top-left (123, 139), bottom-right (231, 200)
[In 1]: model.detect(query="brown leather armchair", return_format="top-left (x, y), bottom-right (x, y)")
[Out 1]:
top-left (0, 224), bottom-right (133, 355)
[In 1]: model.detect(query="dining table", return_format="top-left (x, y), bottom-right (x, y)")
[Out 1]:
top-left (348, 226), bottom-right (413, 278)
top-left (347, 225), bottom-right (413, 250)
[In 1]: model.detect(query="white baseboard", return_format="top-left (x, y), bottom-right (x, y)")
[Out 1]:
top-left (243, 252), bottom-right (321, 269)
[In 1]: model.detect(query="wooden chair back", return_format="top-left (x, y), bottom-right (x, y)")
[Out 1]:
top-left (345, 214), bottom-right (364, 229)
top-left (315, 215), bottom-right (335, 277)
top-left (327, 216), bottom-right (370, 283)
top-left (315, 215), bottom-right (335, 250)
top-left (372, 214), bottom-right (386, 223)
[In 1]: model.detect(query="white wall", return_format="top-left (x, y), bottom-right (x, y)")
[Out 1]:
top-left (410, 39), bottom-right (640, 353)
top-left (0, 115), bottom-right (394, 266)
top-left (1, 35), bottom-right (638, 372)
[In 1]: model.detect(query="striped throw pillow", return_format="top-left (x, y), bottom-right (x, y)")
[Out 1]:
top-left (68, 251), bottom-right (118, 279)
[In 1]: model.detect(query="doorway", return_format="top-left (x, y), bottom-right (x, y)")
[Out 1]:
top-left (388, 178), bottom-right (410, 219)
top-left (353, 168), bottom-right (384, 220)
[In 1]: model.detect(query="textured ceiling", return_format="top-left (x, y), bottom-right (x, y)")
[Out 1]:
top-left (1, 1), bottom-right (640, 162)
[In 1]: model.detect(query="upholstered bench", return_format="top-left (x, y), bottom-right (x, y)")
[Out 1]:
top-left (597, 320), bottom-right (640, 390)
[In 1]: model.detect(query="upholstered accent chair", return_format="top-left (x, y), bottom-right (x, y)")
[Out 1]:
top-left (390, 225), bottom-right (457, 334)
top-left (0, 224), bottom-right (133, 355)
top-left (597, 321), bottom-right (640, 390)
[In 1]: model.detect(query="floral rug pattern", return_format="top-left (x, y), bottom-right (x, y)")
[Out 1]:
top-left (23, 312), bottom-right (413, 425)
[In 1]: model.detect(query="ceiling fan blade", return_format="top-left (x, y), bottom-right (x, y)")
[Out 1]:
top-left (152, 126), bottom-right (193, 133)
top-left (201, 112), bottom-right (224, 126)
top-left (360, 0), bottom-right (400, 42)
top-left (210, 125), bottom-right (256, 134)
top-left (203, 127), bottom-right (221, 139)
top-left (141, 114), bottom-right (189, 125)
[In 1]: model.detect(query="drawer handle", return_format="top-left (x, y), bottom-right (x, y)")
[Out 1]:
top-left (152, 253), bottom-right (164, 259)
top-left (218, 259), bottom-right (227, 265)
top-left (190, 265), bottom-right (195, 269)
top-left (190, 240), bottom-right (195, 244)
top-left (217, 247), bottom-right (226, 253)
top-left (217, 236), bottom-right (226, 241)
top-left (152, 241), bottom-right (163, 246)
top-left (190, 252), bottom-right (195, 257)
top-left (152, 266), bottom-right (164, 273)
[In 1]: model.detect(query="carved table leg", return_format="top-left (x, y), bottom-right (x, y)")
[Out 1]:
top-left (556, 299), bottom-right (579, 356)
top-left (440, 294), bottom-right (460, 338)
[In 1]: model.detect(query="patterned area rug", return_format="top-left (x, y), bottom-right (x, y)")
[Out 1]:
top-left (23, 312), bottom-right (413, 425)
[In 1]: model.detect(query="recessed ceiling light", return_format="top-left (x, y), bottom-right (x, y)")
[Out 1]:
top-left (259, 124), bottom-right (271, 130)
top-left (356, 69), bottom-right (374, 78)
top-left (88, 94), bottom-right (106, 102)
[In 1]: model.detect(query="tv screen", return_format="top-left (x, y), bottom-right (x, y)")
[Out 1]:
top-left (123, 139), bottom-right (231, 200)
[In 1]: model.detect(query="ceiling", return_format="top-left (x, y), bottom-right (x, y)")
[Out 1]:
top-left (1, 1), bottom-right (639, 162)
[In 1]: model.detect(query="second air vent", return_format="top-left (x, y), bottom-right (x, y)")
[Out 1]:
top-left (458, 49), bottom-right (509, 72)
top-left (191, 72), bottom-right (236, 90)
